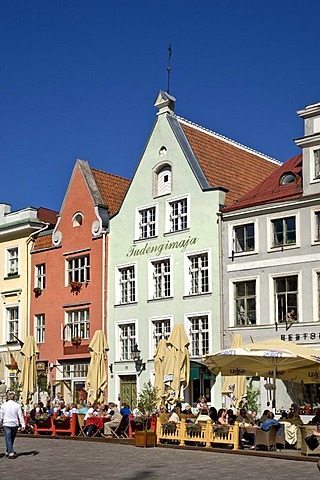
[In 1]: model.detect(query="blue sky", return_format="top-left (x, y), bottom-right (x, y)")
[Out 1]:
top-left (1, 0), bottom-right (320, 212)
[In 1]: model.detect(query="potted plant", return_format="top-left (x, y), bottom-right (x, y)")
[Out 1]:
top-left (162, 421), bottom-right (177, 433)
top-left (35, 413), bottom-right (51, 428)
top-left (134, 381), bottom-right (159, 447)
top-left (71, 337), bottom-right (82, 347)
top-left (33, 287), bottom-right (42, 298)
top-left (70, 281), bottom-right (82, 295)
top-left (186, 423), bottom-right (202, 435)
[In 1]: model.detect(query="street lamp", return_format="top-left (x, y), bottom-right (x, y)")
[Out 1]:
top-left (131, 343), bottom-right (146, 374)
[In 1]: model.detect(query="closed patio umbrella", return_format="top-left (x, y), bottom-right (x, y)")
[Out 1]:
top-left (203, 338), bottom-right (320, 410)
top-left (85, 330), bottom-right (109, 404)
top-left (221, 334), bottom-right (247, 408)
top-left (19, 336), bottom-right (39, 406)
top-left (153, 339), bottom-right (167, 404)
top-left (162, 324), bottom-right (190, 405)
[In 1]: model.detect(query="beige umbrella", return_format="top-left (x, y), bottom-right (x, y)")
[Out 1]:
top-left (221, 334), bottom-right (247, 408)
top-left (203, 338), bottom-right (320, 410)
top-left (19, 336), bottom-right (39, 406)
top-left (162, 324), bottom-right (190, 405)
top-left (153, 339), bottom-right (167, 404)
top-left (85, 330), bottom-right (109, 404)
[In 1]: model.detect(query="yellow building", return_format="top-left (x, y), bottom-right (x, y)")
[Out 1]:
top-left (0, 203), bottom-right (57, 390)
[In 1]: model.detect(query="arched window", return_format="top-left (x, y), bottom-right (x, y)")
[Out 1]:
top-left (72, 212), bottom-right (83, 227)
top-left (279, 172), bottom-right (296, 185)
top-left (153, 163), bottom-right (172, 197)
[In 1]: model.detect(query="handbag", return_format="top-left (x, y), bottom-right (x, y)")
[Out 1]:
top-left (305, 434), bottom-right (320, 451)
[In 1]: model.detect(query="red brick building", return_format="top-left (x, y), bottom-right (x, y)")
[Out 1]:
top-left (30, 159), bottom-right (129, 403)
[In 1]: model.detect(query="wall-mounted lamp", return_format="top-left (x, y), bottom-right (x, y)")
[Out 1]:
top-left (109, 364), bottom-right (113, 374)
top-left (131, 343), bottom-right (146, 374)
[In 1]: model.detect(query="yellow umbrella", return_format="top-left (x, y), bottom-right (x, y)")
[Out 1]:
top-left (162, 324), bottom-right (190, 405)
top-left (153, 339), bottom-right (167, 404)
top-left (19, 336), bottom-right (39, 405)
top-left (221, 334), bottom-right (247, 408)
top-left (85, 330), bottom-right (109, 404)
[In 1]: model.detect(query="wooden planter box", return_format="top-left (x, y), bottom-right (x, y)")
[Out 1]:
top-left (134, 431), bottom-right (157, 448)
top-left (54, 419), bottom-right (70, 430)
top-left (35, 418), bottom-right (52, 429)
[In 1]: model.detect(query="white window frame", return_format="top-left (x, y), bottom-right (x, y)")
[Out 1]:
top-left (148, 256), bottom-right (172, 300)
top-left (229, 220), bottom-right (257, 258)
top-left (64, 309), bottom-right (90, 340)
top-left (115, 263), bottom-right (137, 305)
top-left (35, 264), bottom-right (46, 290)
top-left (313, 147), bottom-right (320, 180)
top-left (6, 246), bottom-right (19, 276)
top-left (6, 305), bottom-right (19, 342)
top-left (115, 319), bottom-right (138, 362)
top-left (311, 208), bottom-right (320, 245)
top-left (269, 271), bottom-right (301, 325)
top-left (184, 249), bottom-right (211, 296)
top-left (149, 315), bottom-right (172, 358)
top-left (312, 269), bottom-right (320, 323)
top-left (233, 279), bottom-right (257, 327)
top-left (185, 312), bottom-right (211, 357)
top-left (135, 203), bottom-right (158, 240)
top-left (229, 275), bottom-right (260, 327)
top-left (66, 255), bottom-right (90, 285)
top-left (165, 195), bottom-right (190, 234)
top-left (267, 212), bottom-right (300, 252)
top-left (35, 314), bottom-right (45, 343)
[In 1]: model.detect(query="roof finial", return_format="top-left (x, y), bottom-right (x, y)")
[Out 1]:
top-left (167, 44), bottom-right (172, 94)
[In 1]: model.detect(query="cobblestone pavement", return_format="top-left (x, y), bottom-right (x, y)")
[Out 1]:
top-left (0, 437), bottom-right (319, 480)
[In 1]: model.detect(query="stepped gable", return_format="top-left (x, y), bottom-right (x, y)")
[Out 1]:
top-left (223, 153), bottom-right (303, 212)
top-left (91, 168), bottom-right (130, 217)
top-left (178, 117), bottom-right (281, 207)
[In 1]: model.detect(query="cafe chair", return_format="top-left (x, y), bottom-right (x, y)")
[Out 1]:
top-left (103, 417), bottom-right (123, 439)
top-left (77, 414), bottom-right (87, 437)
top-left (255, 425), bottom-right (278, 451)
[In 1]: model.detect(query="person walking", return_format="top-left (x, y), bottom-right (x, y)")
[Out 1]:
top-left (0, 391), bottom-right (25, 459)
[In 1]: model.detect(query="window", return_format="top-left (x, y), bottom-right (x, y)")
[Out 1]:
top-left (234, 224), bottom-right (255, 253)
top-left (280, 172), bottom-right (296, 185)
top-left (151, 258), bottom-right (171, 299)
top-left (67, 255), bottom-right (90, 284)
top-left (272, 217), bottom-right (296, 247)
top-left (7, 247), bottom-right (18, 276)
top-left (62, 363), bottom-right (89, 378)
top-left (7, 306), bottom-right (19, 342)
top-left (156, 164), bottom-right (171, 196)
top-left (168, 198), bottom-right (188, 232)
top-left (274, 276), bottom-right (298, 323)
top-left (188, 316), bottom-right (209, 356)
top-left (66, 309), bottom-right (90, 339)
top-left (315, 212), bottom-right (320, 241)
top-left (119, 323), bottom-right (136, 361)
top-left (187, 252), bottom-right (209, 295)
top-left (314, 148), bottom-right (320, 179)
top-left (152, 319), bottom-right (171, 351)
top-left (118, 265), bottom-right (136, 304)
top-left (234, 281), bottom-right (256, 326)
top-left (318, 273), bottom-right (320, 321)
top-left (138, 206), bottom-right (156, 239)
top-left (35, 264), bottom-right (46, 290)
top-left (35, 314), bottom-right (45, 343)
top-left (72, 213), bottom-right (83, 227)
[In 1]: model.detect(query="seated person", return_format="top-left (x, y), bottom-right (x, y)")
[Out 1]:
top-left (209, 406), bottom-right (218, 423)
top-left (260, 411), bottom-right (282, 436)
top-left (248, 410), bottom-right (258, 425)
top-left (104, 403), bottom-right (122, 438)
top-left (310, 408), bottom-right (320, 425)
top-left (217, 408), bottom-right (228, 426)
top-left (169, 407), bottom-right (180, 423)
top-left (197, 396), bottom-right (208, 414)
top-left (258, 409), bottom-right (270, 425)
top-left (120, 402), bottom-right (131, 416)
top-left (227, 409), bottom-right (236, 425)
top-left (182, 404), bottom-right (195, 417)
top-left (236, 408), bottom-right (254, 426)
top-left (288, 411), bottom-right (303, 425)
top-left (84, 402), bottom-right (99, 437)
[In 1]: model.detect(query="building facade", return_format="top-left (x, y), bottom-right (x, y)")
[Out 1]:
top-left (222, 101), bottom-right (320, 410)
top-left (107, 91), bottom-right (280, 409)
top-left (30, 160), bottom-right (129, 403)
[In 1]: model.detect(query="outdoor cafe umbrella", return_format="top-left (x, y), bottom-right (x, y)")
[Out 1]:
top-left (221, 334), bottom-right (247, 408)
top-left (153, 339), bottom-right (167, 404)
top-left (162, 324), bottom-right (190, 405)
top-left (19, 336), bottom-right (39, 405)
top-left (85, 330), bottom-right (109, 404)
top-left (203, 338), bottom-right (320, 410)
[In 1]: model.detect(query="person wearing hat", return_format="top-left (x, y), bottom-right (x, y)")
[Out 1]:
top-left (0, 391), bottom-right (25, 459)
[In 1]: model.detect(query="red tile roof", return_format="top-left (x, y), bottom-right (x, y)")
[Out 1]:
top-left (179, 118), bottom-right (281, 207)
top-left (223, 154), bottom-right (303, 212)
top-left (91, 169), bottom-right (130, 217)
top-left (33, 233), bottom-right (54, 251)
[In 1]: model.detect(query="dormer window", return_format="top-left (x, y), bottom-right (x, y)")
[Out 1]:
top-left (280, 172), bottom-right (296, 185)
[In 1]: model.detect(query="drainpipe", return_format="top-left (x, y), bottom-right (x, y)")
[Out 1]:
top-left (26, 223), bottom-right (50, 336)
top-left (101, 230), bottom-right (107, 333)
top-left (216, 211), bottom-right (224, 350)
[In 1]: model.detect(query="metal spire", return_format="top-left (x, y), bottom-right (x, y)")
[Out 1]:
top-left (167, 44), bottom-right (172, 94)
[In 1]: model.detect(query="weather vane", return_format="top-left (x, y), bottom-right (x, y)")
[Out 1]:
top-left (167, 44), bottom-right (172, 94)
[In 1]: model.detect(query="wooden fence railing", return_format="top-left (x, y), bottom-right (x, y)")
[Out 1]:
top-left (156, 419), bottom-right (240, 450)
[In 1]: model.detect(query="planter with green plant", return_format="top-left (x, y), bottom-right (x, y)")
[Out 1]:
top-left (134, 380), bottom-right (160, 447)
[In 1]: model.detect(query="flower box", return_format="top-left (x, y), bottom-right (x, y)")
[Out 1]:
top-left (161, 421), bottom-right (177, 433)
top-left (186, 423), bottom-right (202, 435)
top-left (54, 417), bottom-right (70, 429)
top-left (35, 416), bottom-right (52, 428)
top-left (213, 425), bottom-right (229, 435)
